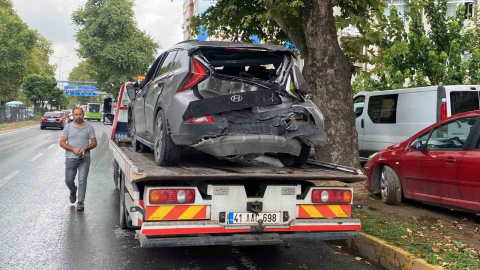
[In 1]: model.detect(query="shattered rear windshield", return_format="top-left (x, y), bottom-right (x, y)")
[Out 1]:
top-left (200, 49), bottom-right (285, 81)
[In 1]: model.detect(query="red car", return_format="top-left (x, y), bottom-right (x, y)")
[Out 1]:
top-left (364, 110), bottom-right (480, 214)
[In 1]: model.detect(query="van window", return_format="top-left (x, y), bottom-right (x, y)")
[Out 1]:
top-left (367, 94), bottom-right (398, 124)
top-left (450, 91), bottom-right (479, 115)
top-left (353, 96), bottom-right (365, 118)
top-left (426, 117), bottom-right (477, 150)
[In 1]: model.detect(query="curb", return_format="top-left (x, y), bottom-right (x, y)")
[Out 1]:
top-left (339, 233), bottom-right (444, 270)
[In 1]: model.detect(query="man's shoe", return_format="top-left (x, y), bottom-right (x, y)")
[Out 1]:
top-left (69, 191), bottom-right (77, 203)
top-left (77, 202), bottom-right (84, 211)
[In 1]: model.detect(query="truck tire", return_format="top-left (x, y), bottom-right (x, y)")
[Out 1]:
top-left (119, 172), bottom-right (130, 229)
top-left (113, 161), bottom-right (120, 190)
top-left (381, 165), bottom-right (403, 205)
top-left (278, 142), bottom-right (311, 168)
top-left (154, 110), bottom-right (180, 166)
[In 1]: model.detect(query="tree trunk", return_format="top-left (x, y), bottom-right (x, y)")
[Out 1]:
top-left (298, 0), bottom-right (360, 168)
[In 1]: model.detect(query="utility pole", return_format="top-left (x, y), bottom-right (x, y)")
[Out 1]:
top-left (51, 55), bottom-right (69, 90)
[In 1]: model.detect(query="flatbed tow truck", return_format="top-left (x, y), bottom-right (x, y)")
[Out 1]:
top-left (109, 83), bottom-right (365, 248)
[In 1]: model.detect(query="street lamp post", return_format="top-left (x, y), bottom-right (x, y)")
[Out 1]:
top-left (51, 55), bottom-right (69, 90)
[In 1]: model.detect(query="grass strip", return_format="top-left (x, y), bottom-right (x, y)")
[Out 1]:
top-left (353, 209), bottom-right (480, 270)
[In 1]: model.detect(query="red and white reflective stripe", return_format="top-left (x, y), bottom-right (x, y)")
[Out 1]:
top-left (141, 223), bottom-right (360, 236)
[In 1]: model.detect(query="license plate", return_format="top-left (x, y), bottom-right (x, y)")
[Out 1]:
top-left (228, 212), bottom-right (280, 224)
top-left (48, 119), bottom-right (55, 122)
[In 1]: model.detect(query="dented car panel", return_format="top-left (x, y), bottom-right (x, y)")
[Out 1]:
top-left (130, 41), bottom-right (327, 167)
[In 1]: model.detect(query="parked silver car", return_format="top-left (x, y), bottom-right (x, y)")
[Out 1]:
top-left (126, 41), bottom-right (327, 167)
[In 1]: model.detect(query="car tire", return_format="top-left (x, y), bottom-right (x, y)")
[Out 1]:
top-left (278, 142), bottom-right (311, 168)
top-left (380, 165), bottom-right (403, 205)
top-left (154, 110), bottom-right (180, 166)
top-left (40, 126), bottom-right (45, 130)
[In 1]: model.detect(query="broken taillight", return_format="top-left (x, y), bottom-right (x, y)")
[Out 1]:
top-left (185, 116), bottom-right (214, 123)
top-left (441, 103), bottom-right (447, 120)
top-left (176, 58), bottom-right (207, 93)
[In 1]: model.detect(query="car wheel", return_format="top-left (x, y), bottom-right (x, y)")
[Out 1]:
top-left (278, 142), bottom-right (311, 168)
top-left (380, 165), bottom-right (403, 205)
top-left (40, 126), bottom-right (45, 130)
top-left (154, 110), bottom-right (180, 166)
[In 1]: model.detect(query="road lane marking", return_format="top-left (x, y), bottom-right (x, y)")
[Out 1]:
top-left (30, 153), bottom-right (43, 162)
top-left (48, 144), bottom-right (55, 149)
top-left (0, 125), bottom-right (38, 136)
top-left (0, 170), bottom-right (20, 188)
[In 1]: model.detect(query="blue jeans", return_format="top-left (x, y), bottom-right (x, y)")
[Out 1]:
top-left (65, 156), bottom-right (91, 203)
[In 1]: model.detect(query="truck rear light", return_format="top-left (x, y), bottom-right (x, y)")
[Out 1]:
top-left (311, 189), bottom-right (352, 204)
top-left (176, 58), bottom-right (207, 93)
top-left (185, 116), bottom-right (214, 123)
top-left (441, 103), bottom-right (447, 120)
top-left (149, 189), bottom-right (195, 204)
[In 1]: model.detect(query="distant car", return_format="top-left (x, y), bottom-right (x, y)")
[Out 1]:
top-left (40, 112), bottom-right (67, 130)
top-left (126, 40), bottom-right (327, 167)
top-left (364, 110), bottom-right (480, 214)
top-left (62, 110), bottom-right (72, 122)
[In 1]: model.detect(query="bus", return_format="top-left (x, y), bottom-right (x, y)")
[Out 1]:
top-left (86, 103), bottom-right (102, 121)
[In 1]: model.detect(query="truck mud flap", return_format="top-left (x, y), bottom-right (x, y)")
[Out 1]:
top-left (139, 232), bottom-right (359, 248)
top-left (182, 89), bottom-right (282, 120)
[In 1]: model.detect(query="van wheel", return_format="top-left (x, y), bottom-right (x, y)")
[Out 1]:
top-left (381, 165), bottom-right (403, 205)
top-left (154, 110), bottom-right (180, 166)
top-left (278, 143), bottom-right (311, 168)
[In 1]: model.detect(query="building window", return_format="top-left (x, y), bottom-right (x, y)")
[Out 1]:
top-left (367, 94), bottom-right (398, 124)
top-left (384, 0), bottom-right (410, 22)
top-left (446, 0), bottom-right (474, 18)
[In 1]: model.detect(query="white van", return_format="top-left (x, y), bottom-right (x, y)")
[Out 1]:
top-left (353, 85), bottom-right (480, 158)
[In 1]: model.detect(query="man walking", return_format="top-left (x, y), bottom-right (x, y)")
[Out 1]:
top-left (60, 107), bottom-right (97, 211)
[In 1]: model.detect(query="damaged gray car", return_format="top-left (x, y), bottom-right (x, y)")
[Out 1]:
top-left (126, 41), bottom-right (327, 167)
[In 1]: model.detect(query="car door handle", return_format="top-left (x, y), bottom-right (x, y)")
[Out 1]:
top-left (361, 119), bottom-right (364, 128)
top-left (444, 158), bottom-right (456, 163)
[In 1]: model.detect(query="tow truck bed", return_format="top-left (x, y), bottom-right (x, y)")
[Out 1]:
top-left (111, 141), bottom-right (366, 183)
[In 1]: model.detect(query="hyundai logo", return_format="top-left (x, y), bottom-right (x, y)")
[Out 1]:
top-left (230, 95), bottom-right (243, 102)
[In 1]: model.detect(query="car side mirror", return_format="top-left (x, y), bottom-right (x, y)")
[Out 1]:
top-left (414, 141), bottom-right (424, 151)
top-left (126, 85), bottom-right (136, 101)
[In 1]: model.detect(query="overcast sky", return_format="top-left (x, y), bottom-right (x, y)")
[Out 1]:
top-left (12, 0), bottom-right (184, 82)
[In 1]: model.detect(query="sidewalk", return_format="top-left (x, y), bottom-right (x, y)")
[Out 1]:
top-left (0, 120), bottom-right (38, 133)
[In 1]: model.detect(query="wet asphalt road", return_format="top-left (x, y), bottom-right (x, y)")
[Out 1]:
top-left (0, 121), bottom-right (384, 270)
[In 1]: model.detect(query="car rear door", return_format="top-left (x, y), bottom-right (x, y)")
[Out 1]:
top-left (401, 116), bottom-right (477, 207)
top-left (144, 50), bottom-right (178, 139)
top-left (459, 116), bottom-right (480, 212)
